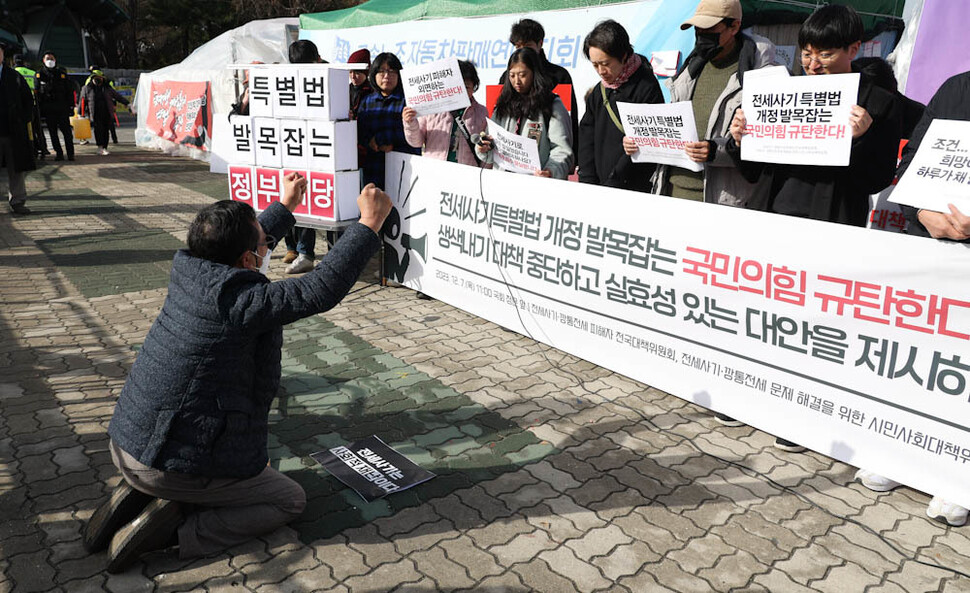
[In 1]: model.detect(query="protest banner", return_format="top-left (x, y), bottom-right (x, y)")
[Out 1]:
top-left (485, 119), bottom-right (542, 174)
top-left (402, 58), bottom-right (470, 116)
top-left (311, 435), bottom-right (436, 502)
top-left (383, 151), bottom-right (970, 509)
top-left (145, 81), bottom-right (211, 149)
top-left (741, 73), bottom-right (859, 166)
top-left (616, 101), bottom-right (702, 172)
top-left (247, 65), bottom-right (351, 121)
top-left (890, 119), bottom-right (970, 212)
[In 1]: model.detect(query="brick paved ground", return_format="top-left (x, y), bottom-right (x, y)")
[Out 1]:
top-left (2, 127), bottom-right (970, 592)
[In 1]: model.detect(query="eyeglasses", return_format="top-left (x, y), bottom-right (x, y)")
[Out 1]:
top-left (258, 234), bottom-right (277, 251)
top-left (800, 50), bottom-right (841, 66)
top-left (376, 69), bottom-right (399, 77)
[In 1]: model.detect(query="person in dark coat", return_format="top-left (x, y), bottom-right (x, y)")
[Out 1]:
top-left (578, 19), bottom-right (663, 192)
top-left (500, 18), bottom-right (581, 160)
top-left (727, 5), bottom-right (903, 227)
top-left (83, 175), bottom-right (393, 572)
top-left (0, 44), bottom-right (37, 214)
top-left (35, 50), bottom-right (75, 161)
top-left (78, 70), bottom-right (130, 156)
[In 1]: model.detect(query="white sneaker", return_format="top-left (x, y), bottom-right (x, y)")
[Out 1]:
top-left (79, 139), bottom-right (90, 145)
top-left (926, 496), bottom-right (969, 526)
top-left (285, 254), bottom-right (314, 274)
top-left (854, 469), bottom-right (901, 492)
top-left (99, 148), bottom-right (110, 156)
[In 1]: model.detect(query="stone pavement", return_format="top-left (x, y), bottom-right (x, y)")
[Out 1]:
top-left (2, 129), bottom-right (969, 593)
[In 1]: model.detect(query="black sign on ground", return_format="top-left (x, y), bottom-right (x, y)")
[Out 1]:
top-left (310, 435), bottom-right (436, 503)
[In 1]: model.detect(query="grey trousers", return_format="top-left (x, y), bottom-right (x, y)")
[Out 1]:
top-left (110, 440), bottom-right (306, 559)
top-left (0, 136), bottom-right (27, 207)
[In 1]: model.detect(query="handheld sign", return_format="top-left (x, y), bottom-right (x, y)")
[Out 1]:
top-left (890, 119), bottom-right (970, 212)
top-left (741, 72), bottom-right (859, 166)
top-left (402, 58), bottom-right (470, 117)
top-left (485, 118), bottom-right (543, 174)
top-left (617, 101), bottom-right (703, 172)
top-left (311, 435), bottom-right (435, 502)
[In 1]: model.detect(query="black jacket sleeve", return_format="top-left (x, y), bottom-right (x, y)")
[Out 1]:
top-left (577, 88), bottom-right (600, 185)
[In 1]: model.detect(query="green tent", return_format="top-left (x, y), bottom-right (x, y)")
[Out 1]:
top-left (301, 0), bottom-right (905, 32)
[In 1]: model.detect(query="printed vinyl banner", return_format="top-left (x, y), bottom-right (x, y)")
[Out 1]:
top-left (741, 73), bottom-right (859, 167)
top-left (146, 81), bottom-right (211, 150)
top-left (383, 152), bottom-right (970, 509)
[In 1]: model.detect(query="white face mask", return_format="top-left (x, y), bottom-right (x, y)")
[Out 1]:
top-left (254, 249), bottom-right (271, 276)
top-left (44, 59), bottom-right (56, 69)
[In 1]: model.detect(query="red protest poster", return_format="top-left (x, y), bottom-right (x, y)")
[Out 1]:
top-left (308, 171), bottom-right (336, 219)
top-left (254, 167), bottom-right (282, 211)
top-left (228, 166), bottom-right (254, 206)
top-left (146, 81), bottom-right (212, 150)
top-left (282, 170), bottom-right (311, 215)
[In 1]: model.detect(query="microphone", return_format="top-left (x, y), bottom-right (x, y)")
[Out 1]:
top-left (471, 133), bottom-right (482, 146)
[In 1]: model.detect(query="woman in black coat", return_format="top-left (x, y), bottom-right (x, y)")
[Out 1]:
top-left (578, 20), bottom-right (664, 192)
top-left (1, 44), bottom-right (37, 214)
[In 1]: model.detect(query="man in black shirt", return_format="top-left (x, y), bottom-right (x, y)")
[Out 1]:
top-left (35, 51), bottom-right (75, 161)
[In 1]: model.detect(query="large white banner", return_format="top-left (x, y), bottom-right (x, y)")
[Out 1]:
top-left (383, 152), bottom-right (970, 509)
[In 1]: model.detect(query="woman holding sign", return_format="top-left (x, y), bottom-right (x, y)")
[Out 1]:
top-left (402, 60), bottom-right (488, 167)
top-left (357, 52), bottom-right (421, 189)
top-left (578, 20), bottom-right (663, 192)
top-left (478, 48), bottom-right (574, 179)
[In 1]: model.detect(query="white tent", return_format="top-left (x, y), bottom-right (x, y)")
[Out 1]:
top-left (134, 17), bottom-right (299, 160)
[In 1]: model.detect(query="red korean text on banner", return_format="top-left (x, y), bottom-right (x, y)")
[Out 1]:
top-left (308, 171), bottom-right (336, 219)
top-left (254, 168), bottom-right (282, 211)
top-left (282, 170), bottom-right (311, 215)
top-left (146, 81), bottom-right (212, 150)
top-left (228, 166), bottom-right (254, 206)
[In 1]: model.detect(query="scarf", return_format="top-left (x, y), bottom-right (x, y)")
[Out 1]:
top-left (603, 53), bottom-right (642, 90)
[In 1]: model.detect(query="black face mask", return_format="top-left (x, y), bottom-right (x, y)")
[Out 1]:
top-left (695, 31), bottom-right (722, 61)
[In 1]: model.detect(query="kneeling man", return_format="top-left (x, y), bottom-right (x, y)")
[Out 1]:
top-left (85, 173), bottom-right (391, 572)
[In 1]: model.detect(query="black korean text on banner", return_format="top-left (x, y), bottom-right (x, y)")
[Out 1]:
top-left (310, 435), bottom-right (436, 502)
top-left (741, 73), bottom-right (859, 166)
top-left (890, 119), bottom-right (970, 212)
top-left (382, 152), bottom-right (970, 510)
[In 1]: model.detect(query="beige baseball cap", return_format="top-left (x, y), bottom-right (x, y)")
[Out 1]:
top-left (681, 0), bottom-right (743, 30)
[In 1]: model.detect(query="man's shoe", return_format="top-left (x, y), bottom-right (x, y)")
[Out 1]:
top-left (927, 497), bottom-right (969, 527)
top-left (854, 469), bottom-right (901, 493)
top-left (83, 481), bottom-right (153, 553)
top-left (714, 413), bottom-right (744, 427)
top-left (282, 250), bottom-right (299, 264)
top-left (10, 204), bottom-right (31, 215)
top-left (79, 139), bottom-right (90, 145)
top-left (285, 254), bottom-right (314, 274)
top-left (107, 498), bottom-right (182, 573)
top-left (99, 148), bottom-right (109, 156)
top-left (54, 154), bottom-right (64, 161)
top-left (774, 437), bottom-right (806, 453)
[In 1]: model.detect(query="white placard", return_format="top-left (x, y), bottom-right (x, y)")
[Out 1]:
top-left (890, 119), bottom-right (970, 212)
top-left (616, 101), bottom-right (703, 172)
top-left (485, 118), bottom-right (542, 174)
top-left (743, 65), bottom-right (790, 82)
top-left (252, 117), bottom-right (282, 168)
top-left (383, 151), bottom-right (970, 510)
top-left (650, 50), bottom-right (681, 78)
top-left (402, 58), bottom-right (471, 117)
top-left (741, 72), bottom-right (859, 166)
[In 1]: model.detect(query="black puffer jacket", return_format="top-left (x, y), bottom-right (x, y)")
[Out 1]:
top-left (109, 203), bottom-right (381, 478)
top-left (578, 56), bottom-right (664, 192)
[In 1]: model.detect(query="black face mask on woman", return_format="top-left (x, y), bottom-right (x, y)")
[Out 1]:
top-left (694, 31), bottom-right (722, 61)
